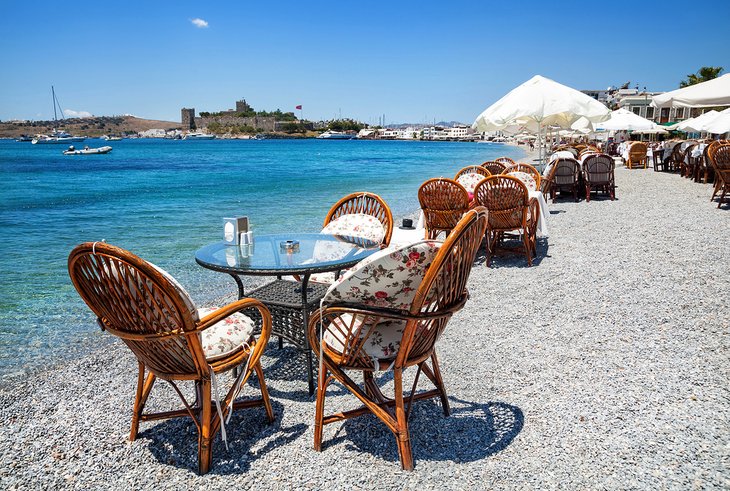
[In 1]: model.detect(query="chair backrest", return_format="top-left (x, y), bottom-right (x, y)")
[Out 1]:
top-left (481, 160), bottom-right (507, 175)
top-left (323, 192), bottom-right (393, 247)
top-left (553, 158), bottom-right (579, 185)
top-left (473, 175), bottom-right (529, 231)
top-left (629, 142), bottom-right (647, 159)
top-left (495, 156), bottom-right (516, 166)
top-left (418, 178), bottom-right (470, 239)
top-left (322, 208), bottom-right (488, 366)
top-left (714, 144), bottom-right (730, 171)
top-left (706, 141), bottom-right (726, 169)
top-left (68, 242), bottom-right (205, 378)
top-left (583, 154), bottom-right (614, 184)
top-left (455, 166), bottom-right (491, 193)
top-left (503, 163), bottom-right (541, 191)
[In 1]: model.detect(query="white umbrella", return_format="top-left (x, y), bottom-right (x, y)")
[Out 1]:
top-left (595, 108), bottom-right (657, 131)
top-left (676, 110), bottom-right (720, 132)
top-left (652, 73), bottom-right (730, 108)
top-left (702, 107), bottom-right (730, 134)
top-left (472, 75), bottom-right (611, 162)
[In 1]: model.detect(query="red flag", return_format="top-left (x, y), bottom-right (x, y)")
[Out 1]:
top-left (295, 105), bottom-right (302, 110)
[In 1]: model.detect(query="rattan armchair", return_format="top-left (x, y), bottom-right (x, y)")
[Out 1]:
top-left (473, 175), bottom-right (538, 266)
top-left (583, 154), bottom-right (615, 202)
top-left (680, 143), bottom-right (698, 178)
top-left (495, 156), bottom-right (516, 166)
top-left (503, 163), bottom-right (542, 191)
top-left (454, 166), bottom-right (491, 195)
top-left (711, 144), bottom-right (730, 208)
top-left (551, 158), bottom-right (580, 202)
top-left (626, 142), bottom-right (648, 170)
top-left (666, 142), bottom-right (686, 172)
top-left (68, 242), bottom-right (274, 474)
top-left (481, 160), bottom-right (507, 175)
top-left (307, 207), bottom-right (488, 471)
top-left (418, 178), bottom-right (470, 239)
top-left (323, 191), bottom-right (393, 247)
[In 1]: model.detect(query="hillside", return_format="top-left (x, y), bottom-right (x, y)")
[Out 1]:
top-left (0, 116), bottom-right (180, 138)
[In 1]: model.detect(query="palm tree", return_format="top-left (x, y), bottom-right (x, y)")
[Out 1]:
top-left (680, 66), bottom-right (724, 88)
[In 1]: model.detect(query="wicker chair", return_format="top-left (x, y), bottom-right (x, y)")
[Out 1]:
top-left (551, 158), bottom-right (580, 202)
top-left (323, 192), bottom-right (393, 248)
top-left (680, 143), bottom-right (698, 178)
top-left (473, 175), bottom-right (538, 266)
top-left (583, 154), bottom-right (615, 202)
top-left (481, 160), bottom-right (507, 175)
top-left (418, 178), bottom-right (470, 239)
top-left (666, 142), bottom-right (686, 172)
top-left (68, 242), bottom-right (274, 474)
top-left (495, 156), bottom-right (516, 166)
top-left (710, 144), bottom-right (730, 208)
top-left (454, 166), bottom-right (491, 195)
top-left (626, 142), bottom-right (648, 170)
top-left (503, 163), bottom-right (542, 191)
top-left (307, 207), bottom-right (488, 471)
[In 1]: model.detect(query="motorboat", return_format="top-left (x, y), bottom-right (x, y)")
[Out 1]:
top-left (15, 135), bottom-right (33, 142)
top-left (101, 135), bottom-right (123, 141)
top-left (63, 145), bottom-right (112, 155)
top-left (32, 129), bottom-right (86, 144)
top-left (316, 130), bottom-right (355, 140)
top-left (183, 132), bottom-right (216, 140)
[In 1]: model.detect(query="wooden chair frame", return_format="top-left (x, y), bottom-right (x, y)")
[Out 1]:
top-left (481, 160), bottom-right (507, 175)
top-left (68, 242), bottom-right (274, 474)
top-left (473, 175), bottom-right (538, 266)
top-left (710, 144), bottom-right (730, 208)
top-left (324, 191), bottom-right (394, 248)
top-left (495, 156), bottom-right (516, 166)
top-left (502, 163), bottom-right (542, 191)
top-left (551, 158), bottom-right (580, 202)
top-left (454, 165), bottom-right (491, 180)
top-left (418, 178), bottom-right (470, 239)
top-left (307, 208), bottom-right (489, 471)
top-left (583, 154), bottom-right (615, 202)
top-left (626, 142), bottom-right (648, 170)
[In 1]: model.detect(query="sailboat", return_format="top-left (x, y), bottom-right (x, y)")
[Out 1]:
top-left (32, 86), bottom-right (86, 144)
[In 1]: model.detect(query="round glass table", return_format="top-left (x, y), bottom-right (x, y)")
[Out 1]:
top-left (195, 233), bottom-right (380, 394)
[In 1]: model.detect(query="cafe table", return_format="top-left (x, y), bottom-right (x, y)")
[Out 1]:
top-left (195, 233), bottom-right (380, 395)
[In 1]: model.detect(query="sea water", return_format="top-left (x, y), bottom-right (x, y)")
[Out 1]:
top-left (0, 138), bottom-right (524, 377)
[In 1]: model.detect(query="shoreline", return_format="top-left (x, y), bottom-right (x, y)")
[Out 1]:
top-left (1, 164), bottom-right (727, 488)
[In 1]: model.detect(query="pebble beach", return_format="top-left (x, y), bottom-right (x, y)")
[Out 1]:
top-left (1, 161), bottom-right (728, 490)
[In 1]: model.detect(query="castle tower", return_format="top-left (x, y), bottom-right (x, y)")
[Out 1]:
top-left (235, 99), bottom-right (252, 113)
top-left (181, 108), bottom-right (196, 130)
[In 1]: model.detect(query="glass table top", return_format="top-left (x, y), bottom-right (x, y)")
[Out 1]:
top-left (195, 233), bottom-right (380, 276)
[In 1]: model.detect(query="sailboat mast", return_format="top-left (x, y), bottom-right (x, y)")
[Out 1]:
top-left (52, 86), bottom-right (58, 123)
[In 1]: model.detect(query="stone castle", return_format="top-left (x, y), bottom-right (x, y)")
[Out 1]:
top-left (181, 99), bottom-right (311, 132)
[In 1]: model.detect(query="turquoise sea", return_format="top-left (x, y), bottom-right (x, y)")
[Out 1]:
top-left (0, 138), bottom-right (524, 377)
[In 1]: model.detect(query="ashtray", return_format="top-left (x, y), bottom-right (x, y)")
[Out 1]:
top-left (280, 240), bottom-right (300, 253)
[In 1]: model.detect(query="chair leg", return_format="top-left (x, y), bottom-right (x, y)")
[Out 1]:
top-left (428, 352), bottom-right (450, 417)
top-left (523, 227), bottom-right (532, 266)
top-left (198, 379), bottom-right (213, 475)
top-left (393, 369), bottom-right (414, 471)
top-left (254, 362), bottom-right (275, 423)
top-left (130, 362), bottom-right (155, 442)
top-left (313, 363), bottom-right (328, 452)
top-left (585, 184), bottom-right (591, 202)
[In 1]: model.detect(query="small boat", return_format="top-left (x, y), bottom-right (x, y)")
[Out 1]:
top-left (183, 132), bottom-right (216, 140)
top-left (316, 130), bottom-right (355, 140)
top-left (15, 135), bottom-right (33, 142)
top-left (101, 135), bottom-right (123, 141)
top-left (32, 87), bottom-right (86, 144)
top-left (63, 145), bottom-right (112, 155)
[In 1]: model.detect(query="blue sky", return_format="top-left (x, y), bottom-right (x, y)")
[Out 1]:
top-left (1, 0), bottom-right (729, 125)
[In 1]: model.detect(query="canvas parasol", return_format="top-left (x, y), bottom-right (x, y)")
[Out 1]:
top-left (651, 74), bottom-right (730, 108)
top-left (472, 75), bottom-right (610, 162)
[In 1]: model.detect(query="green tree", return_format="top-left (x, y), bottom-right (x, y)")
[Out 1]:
top-left (680, 66), bottom-right (724, 88)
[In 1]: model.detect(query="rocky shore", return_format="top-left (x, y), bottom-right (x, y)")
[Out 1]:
top-left (1, 163), bottom-right (728, 490)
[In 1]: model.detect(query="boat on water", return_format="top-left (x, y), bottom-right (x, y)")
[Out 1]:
top-left (63, 145), bottom-right (112, 155)
top-left (15, 135), bottom-right (33, 142)
top-left (33, 129), bottom-right (86, 144)
top-left (101, 135), bottom-right (123, 141)
top-left (32, 86), bottom-right (86, 144)
top-left (183, 132), bottom-right (216, 140)
top-left (317, 130), bottom-right (356, 140)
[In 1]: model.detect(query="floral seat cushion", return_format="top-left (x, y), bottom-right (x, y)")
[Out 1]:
top-left (321, 213), bottom-right (386, 244)
top-left (323, 313), bottom-right (406, 360)
top-left (198, 307), bottom-right (256, 361)
top-left (508, 171), bottom-right (537, 191)
top-left (456, 173), bottom-right (485, 193)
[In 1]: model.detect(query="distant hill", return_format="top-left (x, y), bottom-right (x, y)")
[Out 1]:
top-left (0, 116), bottom-right (180, 138)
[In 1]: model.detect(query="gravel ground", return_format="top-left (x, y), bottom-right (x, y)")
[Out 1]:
top-left (1, 165), bottom-right (728, 490)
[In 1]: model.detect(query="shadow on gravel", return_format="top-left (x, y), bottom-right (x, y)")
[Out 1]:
top-left (323, 396), bottom-right (523, 465)
top-left (142, 397), bottom-right (307, 475)
top-left (474, 237), bottom-right (548, 268)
